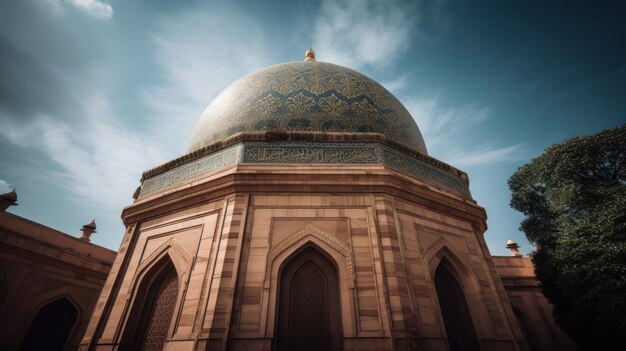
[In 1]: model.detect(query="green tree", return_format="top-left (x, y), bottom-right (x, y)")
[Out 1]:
top-left (508, 125), bottom-right (626, 350)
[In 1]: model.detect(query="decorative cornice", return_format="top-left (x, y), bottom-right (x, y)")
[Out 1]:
top-left (137, 137), bottom-right (471, 198)
top-left (141, 132), bottom-right (464, 180)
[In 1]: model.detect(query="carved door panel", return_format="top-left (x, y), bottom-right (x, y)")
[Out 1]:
top-left (138, 267), bottom-right (178, 351)
top-left (120, 260), bottom-right (179, 351)
top-left (276, 247), bottom-right (342, 351)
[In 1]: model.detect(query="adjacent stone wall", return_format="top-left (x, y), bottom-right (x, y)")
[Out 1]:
top-left (0, 211), bottom-right (115, 351)
top-left (493, 256), bottom-right (577, 351)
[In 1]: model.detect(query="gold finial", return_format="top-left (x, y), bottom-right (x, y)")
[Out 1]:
top-left (305, 46), bottom-right (316, 62)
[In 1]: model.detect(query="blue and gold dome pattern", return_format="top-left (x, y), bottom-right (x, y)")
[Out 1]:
top-left (187, 61), bottom-right (428, 154)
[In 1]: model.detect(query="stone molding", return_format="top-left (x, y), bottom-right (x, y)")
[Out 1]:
top-left (140, 145), bottom-right (241, 196)
top-left (141, 132), bottom-right (460, 180)
top-left (264, 224), bottom-right (353, 285)
top-left (138, 140), bottom-right (471, 198)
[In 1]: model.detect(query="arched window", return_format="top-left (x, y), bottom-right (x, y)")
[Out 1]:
top-left (435, 261), bottom-right (480, 351)
top-left (18, 297), bottom-right (78, 351)
top-left (120, 257), bottom-right (179, 351)
top-left (275, 246), bottom-right (342, 351)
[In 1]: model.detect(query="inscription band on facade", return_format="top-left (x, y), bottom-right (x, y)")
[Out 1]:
top-left (139, 141), bottom-right (470, 198)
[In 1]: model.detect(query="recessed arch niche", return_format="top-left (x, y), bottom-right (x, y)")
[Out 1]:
top-left (264, 225), bottom-right (356, 339)
top-left (18, 297), bottom-right (78, 351)
top-left (434, 259), bottom-right (480, 351)
top-left (119, 254), bottom-right (180, 351)
top-left (275, 245), bottom-right (343, 351)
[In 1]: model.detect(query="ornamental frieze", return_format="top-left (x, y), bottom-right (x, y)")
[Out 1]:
top-left (138, 141), bottom-right (470, 198)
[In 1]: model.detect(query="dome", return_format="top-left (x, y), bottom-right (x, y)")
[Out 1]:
top-left (187, 60), bottom-right (428, 154)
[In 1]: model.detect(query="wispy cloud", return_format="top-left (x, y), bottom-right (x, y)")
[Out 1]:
top-left (312, 0), bottom-right (416, 70)
top-left (381, 76), bottom-right (410, 94)
top-left (66, 0), bottom-right (113, 19)
top-left (39, 0), bottom-right (114, 19)
top-left (1, 2), bottom-right (272, 209)
top-left (0, 97), bottom-right (163, 210)
top-left (142, 4), bottom-right (272, 154)
top-left (447, 143), bottom-right (531, 167)
top-left (406, 96), bottom-right (490, 150)
top-left (405, 96), bottom-right (532, 167)
top-left (0, 2), bottom-right (273, 247)
top-left (0, 179), bottom-right (12, 193)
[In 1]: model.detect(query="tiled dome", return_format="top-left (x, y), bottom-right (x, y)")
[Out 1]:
top-left (187, 61), bottom-right (427, 154)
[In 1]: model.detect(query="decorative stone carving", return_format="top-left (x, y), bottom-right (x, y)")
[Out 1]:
top-left (138, 141), bottom-right (471, 199)
top-left (140, 145), bottom-right (241, 196)
top-left (134, 238), bottom-right (192, 287)
top-left (265, 224), bottom-right (353, 284)
top-left (382, 147), bottom-right (469, 196)
top-left (242, 142), bottom-right (379, 164)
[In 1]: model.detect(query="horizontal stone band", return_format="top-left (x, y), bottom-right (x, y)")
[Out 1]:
top-left (139, 141), bottom-right (470, 198)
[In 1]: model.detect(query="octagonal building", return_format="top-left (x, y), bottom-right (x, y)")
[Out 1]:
top-left (80, 49), bottom-right (571, 351)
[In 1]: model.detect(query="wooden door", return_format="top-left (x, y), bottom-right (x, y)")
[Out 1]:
top-left (276, 247), bottom-right (342, 351)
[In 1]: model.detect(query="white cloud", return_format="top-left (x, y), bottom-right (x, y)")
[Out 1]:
top-left (405, 96), bottom-right (531, 167)
top-left (312, 0), bottom-right (416, 70)
top-left (406, 96), bottom-right (490, 152)
top-left (0, 179), bottom-right (12, 193)
top-left (447, 144), bottom-right (531, 167)
top-left (0, 2), bottom-right (274, 248)
top-left (381, 76), bottom-right (410, 94)
top-left (0, 2), bottom-right (273, 213)
top-left (141, 5), bottom-right (272, 154)
top-left (0, 96), bottom-right (163, 210)
top-left (66, 0), bottom-right (113, 19)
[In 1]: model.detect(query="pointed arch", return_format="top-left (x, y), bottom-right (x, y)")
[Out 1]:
top-left (20, 288), bottom-right (84, 349)
top-left (434, 260), bottom-right (481, 351)
top-left (275, 246), bottom-right (343, 351)
top-left (423, 241), bottom-right (491, 346)
top-left (422, 239), bottom-right (473, 283)
top-left (25, 287), bottom-right (84, 326)
top-left (265, 224), bottom-right (353, 287)
top-left (119, 254), bottom-right (181, 351)
top-left (18, 296), bottom-right (79, 351)
top-left (264, 225), bottom-right (356, 338)
top-left (133, 238), bottom-right (192, 286)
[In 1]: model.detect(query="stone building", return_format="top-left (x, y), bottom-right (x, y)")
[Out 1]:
top-left (80, 49), bottom-right (574, 351)
top-left (492, 247), bottom-right (575, 351)
top-left (0, 191), bottom-right (116, 350)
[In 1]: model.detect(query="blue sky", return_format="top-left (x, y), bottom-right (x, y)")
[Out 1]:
top-left (0, 0), bottom-right (624, 255)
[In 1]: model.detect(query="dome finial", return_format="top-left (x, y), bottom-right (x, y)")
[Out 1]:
top-left (305, 46), bottom-right (316, 62)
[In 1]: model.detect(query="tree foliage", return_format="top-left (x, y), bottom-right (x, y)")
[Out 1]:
top-left (509, 125), bottom-right (626, 350)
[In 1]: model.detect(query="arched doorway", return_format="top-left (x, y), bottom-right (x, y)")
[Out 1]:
top-left (275, 246), bottom-right (342, 351)
top-left (435, 261), bottom-right (480, 351)
top-left (120, 257), bottom-right (179, 351)
top-left (18, 297), bottom-right (78, 351)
